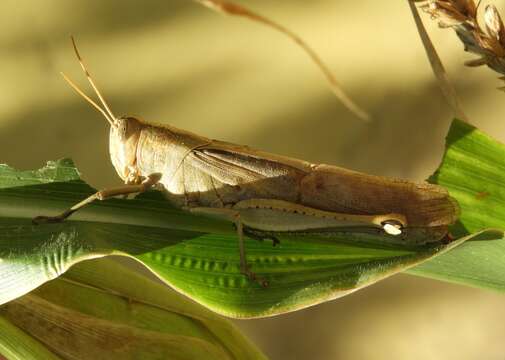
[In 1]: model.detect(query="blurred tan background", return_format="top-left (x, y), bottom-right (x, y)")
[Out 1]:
top-left (2, 1), bottom-right (505, 359)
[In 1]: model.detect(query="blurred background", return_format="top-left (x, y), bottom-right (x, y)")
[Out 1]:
top-left (2, 0), bottom-right (505, 359)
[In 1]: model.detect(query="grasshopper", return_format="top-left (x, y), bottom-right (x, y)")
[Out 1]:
top-left (34, 38), bottom-right (459, 286)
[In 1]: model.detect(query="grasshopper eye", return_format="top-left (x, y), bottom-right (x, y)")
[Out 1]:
top-left (381, 219), bottom-right (404, 236)
top-left (115, 118), bottom-right (128, 140)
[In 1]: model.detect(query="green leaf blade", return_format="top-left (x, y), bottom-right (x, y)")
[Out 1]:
top-left (0, 258), bottom-right (265, 360)
top-left (408, 119), bottom-right (505, 290)
top-left (0, 157), bottom-right (474, 318)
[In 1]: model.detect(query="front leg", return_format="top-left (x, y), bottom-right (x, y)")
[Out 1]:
top-left (33, 173), bottom-right (162, 224)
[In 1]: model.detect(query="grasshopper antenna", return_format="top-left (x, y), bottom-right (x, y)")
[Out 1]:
top-left (69, 36), bottom-right (117, 124)
top-left (60, 72), bottom-right (115, 126)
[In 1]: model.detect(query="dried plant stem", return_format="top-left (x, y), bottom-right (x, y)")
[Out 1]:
top-left (409, 1), bottom-right (469, 122)
top-left (193, 0), bottom-right (370, 121)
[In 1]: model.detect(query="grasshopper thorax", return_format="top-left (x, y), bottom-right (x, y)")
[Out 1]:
top-left (109, 116), bottom-right (143, 182)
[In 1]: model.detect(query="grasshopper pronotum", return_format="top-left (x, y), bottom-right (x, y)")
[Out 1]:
top-left (34, 38), bottom-right (459, 286)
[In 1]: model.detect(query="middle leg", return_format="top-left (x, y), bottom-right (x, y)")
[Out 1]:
top-left (187, 206), bottom-right (269, 287)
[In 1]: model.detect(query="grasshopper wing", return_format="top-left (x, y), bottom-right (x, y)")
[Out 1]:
top-left (189, 141), bottom-right (459, 228)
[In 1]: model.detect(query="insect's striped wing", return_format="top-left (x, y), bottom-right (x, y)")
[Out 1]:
top-left (187, 142), bottom-right (309, 204)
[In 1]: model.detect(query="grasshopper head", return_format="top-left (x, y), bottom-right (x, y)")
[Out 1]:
top-left (109, 116), bottom-right (143, 181)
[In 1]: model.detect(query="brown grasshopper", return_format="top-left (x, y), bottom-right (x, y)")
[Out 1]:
top-left (34, 39), bottom-right (459, 286)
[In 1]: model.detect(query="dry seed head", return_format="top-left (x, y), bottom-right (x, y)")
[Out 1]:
top-left (464, 57), bottom-right (488, 66)
top-left (485, 5), bottom-right (505, 45)
top-left (477, 5), bottom-right (505, 58)
top-left (448, 0), bottom-right (477, 19)
top-left (420, 0), bottom-right (477, 27)
top-left (418, 0), bottom-right (505, 84)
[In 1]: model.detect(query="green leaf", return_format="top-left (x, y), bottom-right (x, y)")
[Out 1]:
top-left (0, 258), bottom-right (265, 360)
top-left (0, 158), bottom-right (476, 318)
top-left (407, 119), bottom-right (505, 290)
